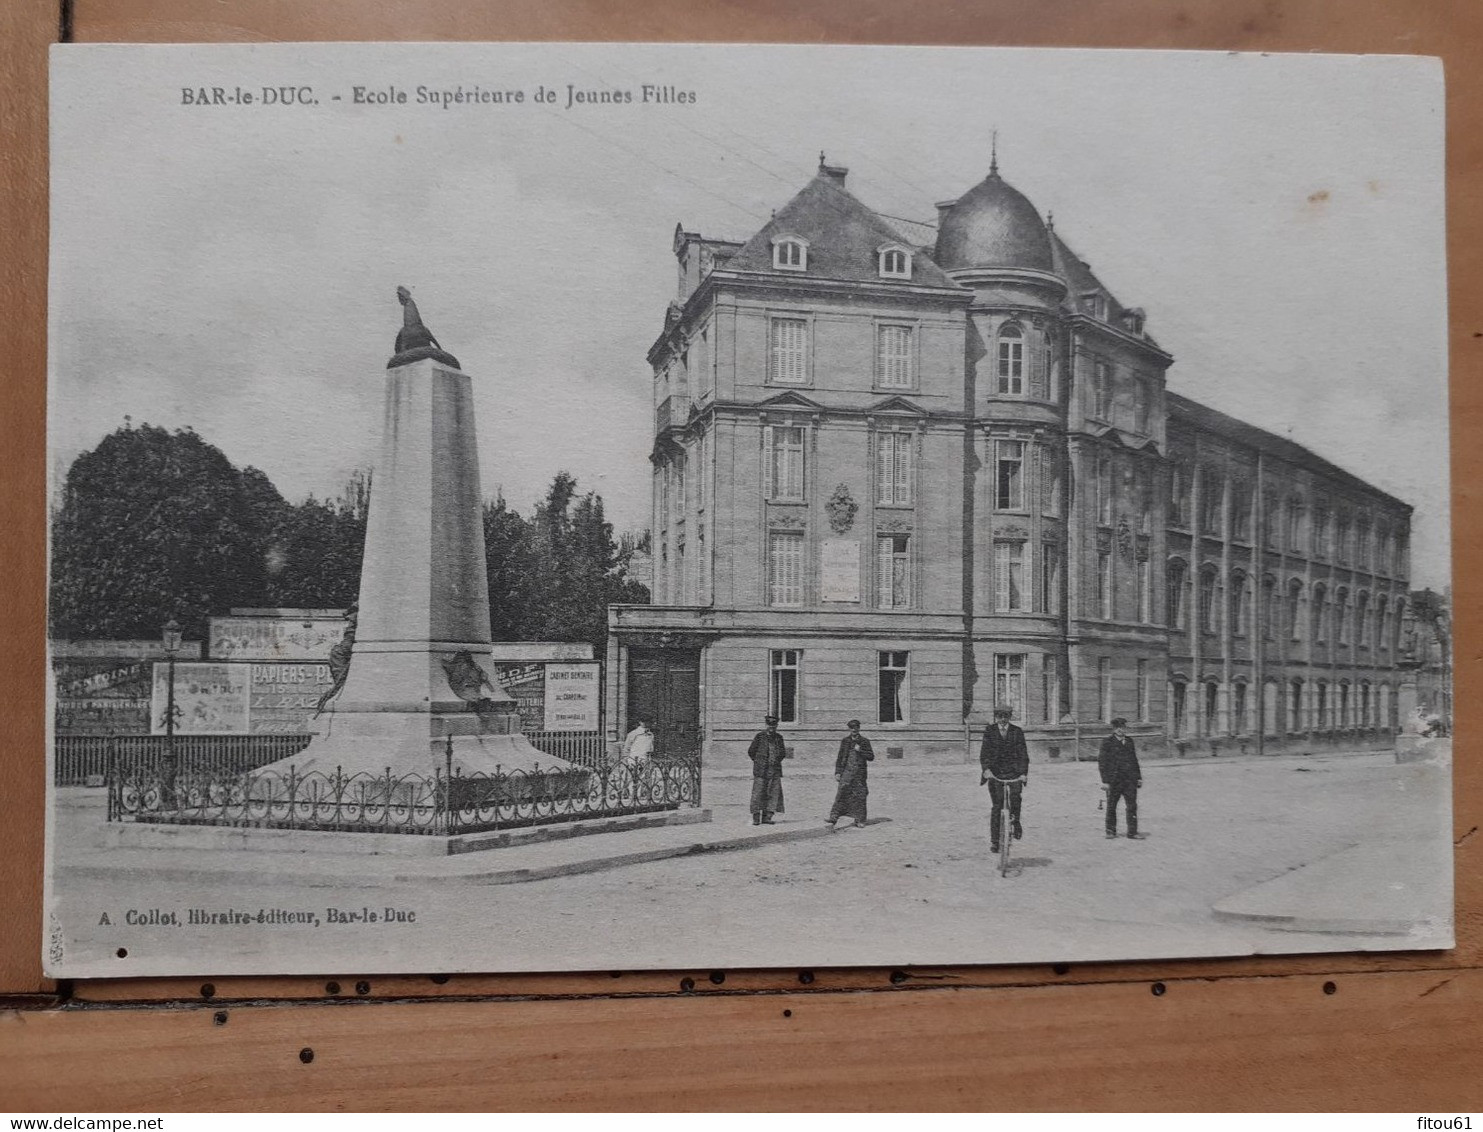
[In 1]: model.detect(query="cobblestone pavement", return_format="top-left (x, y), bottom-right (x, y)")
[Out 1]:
top-left (50, 751), bottom-right (1452, 976)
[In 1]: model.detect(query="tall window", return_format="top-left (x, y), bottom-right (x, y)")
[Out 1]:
top-left (1132, 380), bottom-right (1149, 434)
top-left (1169, 464), bottom-right (1190, 528)
top-left (1137, 465), bottom-right (1153, 532)
top-left (1097, 657), bottom-right (1112, 722)
top-left (1230, 571), bottom-right (1249, 636)
top-left (1042, 654), bottom-right (1061, 723)
top-left (1093, 359), bottom-right (1111, 420)
top-left (769, 317), bottom-right (808, 384)
top-left (1315, 682), bottom-right (1328, 730)
top-left (876, 324), bottom-right (914, 389)
top-left (1336, 513), bottom-right (1351, 564)
top-left (1166, 560), bottom-right (1187, 629)
top-left (1356, 522), bottom-right (1371, 571)
top-left (1287, 498), bottom-right (1306, 554)
top-left (1263, 494), bottom-right (1279, 550)
top-left (997, 323), bottom-right (1024, 395)
top-left (1234, 682), bottom-right (1248, 733)
top-left (1289, 679), bottom-right (1304, 734)
top-left (996, 441), bottom-right (1025, 510)
top-left (695, 433), bottom-right (707, 512)
top-left (1040, 546), bottom-right (1062, 615)
top-left (768, 532), bottom-right (804, 606)
top-left (1171, 681), bottom-right (1187, 737)
top-left (1199, 567), bottom-right (1218, 635)
top-left (1287, 579), bottom-right (1304, 641)
top-left (1313, 583), bottom-right (1328, 643)
top-left (995, 654), bottom-right (1025, 720)
top-left (1231, 480), bottom-right (1253, 542)
top-left (764, 424), bottom-right (805, 501)
top-left (1262, 576), bottom-right (1278, 640)
top-left (1137, 557), bottom-right (1151, 624)
top-left (877, 535), bottom-right (911, 609)
top-left (1097, 455), bottom-right (1114, 526)
top-left (1098, 551), bottom-right (1113, 620)
top-left (1204, 682), bottom-right (1220, 736)
top-left (1200, 473), bottom-right (1223, 536)
top-left (674, 453), bottom-right (687, 517)
top-left (878, 651), bottom-right (909, 723)
top-left (769, 649), bottom-right (800, 722)
top-left (1335, 587), bottom-right (1350, 645)
top-left (876, 431), bottom-right (913, 505)
top-left (1376, 595), bottom-right (1390, 652)
top-left (1315, 508), bottom-right (1331, 558)
top-left (1136, 659), bottom-right (1149, 722)
top-left (1039, 447), bottom-right (1062, 517)
top-left (1356, 591), bottom-right (1370, 648)
top-left (994, 540), bottom-right (1028, 613)
top-left (1339, 683), bottom-right (1351, 727)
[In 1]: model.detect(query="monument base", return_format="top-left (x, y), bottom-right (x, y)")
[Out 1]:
top-left (260, 709), bottom-right (575, 778)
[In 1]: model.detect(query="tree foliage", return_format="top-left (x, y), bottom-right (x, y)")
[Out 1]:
top-left (51, 423), bottom-right (648, 652)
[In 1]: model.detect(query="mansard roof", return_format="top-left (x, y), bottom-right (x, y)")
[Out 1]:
top-left (725, 168), bottom-right (960, 289)
top-left (1166, 391), bottom-right (1410, 511)
top-left (1049, 229), bottom-right (1164, 351)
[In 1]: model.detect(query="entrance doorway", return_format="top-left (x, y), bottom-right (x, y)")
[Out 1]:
top-left (626, 648), bottom-right (701, 760)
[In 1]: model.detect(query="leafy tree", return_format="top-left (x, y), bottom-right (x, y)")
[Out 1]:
top-left (49, 424), bottom-right (281, 640)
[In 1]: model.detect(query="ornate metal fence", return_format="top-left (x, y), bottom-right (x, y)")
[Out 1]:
top-left (56, 734), bottom-right (313, 786)
top-left (105, 752), bottom-right (702, 835)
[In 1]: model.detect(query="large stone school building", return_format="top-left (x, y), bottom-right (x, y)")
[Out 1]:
top-left (606, 157), bottom-right (1413, 766)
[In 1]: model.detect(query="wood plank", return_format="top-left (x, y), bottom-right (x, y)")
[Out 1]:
top-left (7, 968), bottom-right (1482, 1110)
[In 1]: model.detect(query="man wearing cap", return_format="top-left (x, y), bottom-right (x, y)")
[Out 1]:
top-left (747, 714), bottom-right (790, 825)
top-left (980, 705), bottom-right (1029, 852)
top-left (827, 719), bottom-right (874, 828)
top-left (1099, 717), bottom-right (1146, 840)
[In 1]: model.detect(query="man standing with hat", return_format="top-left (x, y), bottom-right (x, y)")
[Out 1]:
top-left (747, 714), bottom-right (790, 825)
top-left (980, 705), bottom-right (1029, 853)
top-left (826, 719), bottom-right (874, 828)
top-left (1099, 716), bottom-right (1146, 839)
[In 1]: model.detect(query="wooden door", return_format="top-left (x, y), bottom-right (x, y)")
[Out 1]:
top-left (626, 648), bottom-right (701, 760)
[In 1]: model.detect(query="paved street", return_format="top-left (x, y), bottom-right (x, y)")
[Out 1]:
top-left (51, 751), bottom-right (1452, 976)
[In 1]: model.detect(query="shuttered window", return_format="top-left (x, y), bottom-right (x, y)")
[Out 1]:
top-left (768, 532), bottom-right (804, 606)
top-left (877, 324), bottom-right (914, 388)
top-left (876, 431), bottom-right (913, 505)
top-left (1029, 335), bottom-right (1048, 400)
top-left (770, 318), bottom-right (808, 384)
top-left (763, 424), bottom-right (805, 501)
top-left (877, 535), bottom-right (910, 609)
top-left (994, 540), bottom-right (1027, 612)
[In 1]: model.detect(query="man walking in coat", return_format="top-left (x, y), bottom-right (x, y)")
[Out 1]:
top-left (827, 719), bottom-right (874, 828)
top-left (747, 714), bottom-right (790, 825)
top-left (1099, 717), bottom-right (1146, 839)
top-left (980, 705), bottom-right (1029, 853)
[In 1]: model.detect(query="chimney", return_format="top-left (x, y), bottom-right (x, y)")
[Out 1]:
top-left (820, 162), bottom-right (849, 187)
top-left (935, 199), bottom-right (959, 223)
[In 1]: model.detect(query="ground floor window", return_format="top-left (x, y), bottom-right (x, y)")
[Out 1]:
top-left (879, 650), bottom-right (909, 723)
top-left (1042, 654), bottom-right (1060, 723)
top-left (994, 653), bottom-right (1024, 720)
top-left (1316, 681), bottom-right (1329, 729)
top-left (770, 649), bottom-right (800, 723)
top-left (1171, 681), bottom-right (1187, 737)
top-left (1339, 683), bottom-right (1351, 727)
top-left (1233, 682), bottom-right (1248, 734)
top-left (1289, 679), bottom-right (1304, 733)
top-left (1203, 680), bottom-right (1219, 735)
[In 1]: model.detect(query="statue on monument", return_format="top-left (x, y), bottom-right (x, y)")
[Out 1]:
top-left (314, 604), bottom-right (358, 716)
top-left (389, 285), bottom-right (460, 369)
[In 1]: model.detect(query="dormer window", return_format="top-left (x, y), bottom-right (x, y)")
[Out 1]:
top-left (877, 244), bottom-right (912, 279)
top-left (1079, 291), bottom-right (1107, 320)
top-left (772, 236), bottom-right (808, 272)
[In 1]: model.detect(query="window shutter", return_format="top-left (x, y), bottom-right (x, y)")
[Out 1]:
top-left (875, 434), bottom-right (890, 504)
top-left (896, 434), bottom-right (912, 504)
top-left (877, 536), bottom-right (893, 609)
top-left (994, 543), bottom-right (1008, 611)
top-left (762, 425), bottom-right (774, 500)
top-left (1029, 336), bottom-right (1048, 399)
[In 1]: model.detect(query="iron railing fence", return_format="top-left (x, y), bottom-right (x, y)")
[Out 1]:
top-left (58, 729), bottom-right (613, 785)
top-left (56, 734), bottom-right (312, 786)
top-left (106, 751), bottom-right (702, 835)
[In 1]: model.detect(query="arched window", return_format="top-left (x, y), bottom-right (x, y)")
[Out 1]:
top-left (1229, 570), bottom-right (1249, 637)
top-left (1287, 578), bottom-right (1304, 641)
top-left (1166, 560), bottom-right (1188, 629)
top-left (771, 236), bottom-right (808, 272)
top-left (1312, 582), bottom-right (1328, 643)
top-left (1315, 680), bottom-right (1329, 730)
top-left (1261, 575), bottom-right (1278, 640)
top-left (1199, 565), bottom-right (1219, 635)
top-left (1289, 678), bottom-right (1304, 733)
top-left (1170, 679), bottom-right (1188, 737)
top-left (1202, 679), bottom-right (1220, 736)
top-left (1375, 594), bottom-right (1390, 652)
top-left (997, 322), bottom-right (1025, 396)
top-left (1360, 680), bottom-right (1372, 727)
top-left (1391, 597), bottom-right (1408, 653)
top-left (1232, 680), bottom-right (1250, 734)
top-left (1336, 586), bottom-right (1350, 645)
top-left (1356, 591), bottom-right (1371, 648)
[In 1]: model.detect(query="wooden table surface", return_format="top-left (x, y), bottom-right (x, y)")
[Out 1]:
top-left (2, 0), bottom-right (1480, 1111)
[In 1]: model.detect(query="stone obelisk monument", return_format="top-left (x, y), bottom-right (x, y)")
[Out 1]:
top-left (272, 288), bottom-right (561, 777)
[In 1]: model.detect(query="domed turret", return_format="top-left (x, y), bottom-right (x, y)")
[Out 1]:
top-left (934, 162), bottom-right (1053, 274)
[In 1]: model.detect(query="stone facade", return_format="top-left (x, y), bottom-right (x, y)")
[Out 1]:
top-left (608, 159), bottom-right (1412, 767)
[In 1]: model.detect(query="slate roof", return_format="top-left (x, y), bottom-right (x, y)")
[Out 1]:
top-left (724, 170), bottom-right (961, 290)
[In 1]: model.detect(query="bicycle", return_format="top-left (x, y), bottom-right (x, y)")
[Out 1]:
top-left (984, 772), bottom-right (1026, 877)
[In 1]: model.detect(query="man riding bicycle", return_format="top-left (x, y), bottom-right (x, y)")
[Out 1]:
top-left (980, 705), bottom-right (1029, 854)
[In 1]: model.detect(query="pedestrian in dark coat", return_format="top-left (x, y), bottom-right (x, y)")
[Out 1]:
top-left (827, 720), bottom-right (874, 827)
top-left (747, 714), bottom-right (790, 825)
top-left (980, 705), bottom-right (1029, 851)
top-left (1099, 717), bottom-right (1146, 840)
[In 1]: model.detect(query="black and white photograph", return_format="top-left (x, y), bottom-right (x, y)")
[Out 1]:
top-left (44, 42), bottom-right (1453, 977)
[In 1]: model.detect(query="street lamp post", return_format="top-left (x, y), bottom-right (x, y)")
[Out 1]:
top-left (162, 618), bottom-right (182, 807)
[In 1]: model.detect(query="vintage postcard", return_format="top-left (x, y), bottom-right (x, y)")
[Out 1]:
top-left (44, 43), bottom-right (1452, 977)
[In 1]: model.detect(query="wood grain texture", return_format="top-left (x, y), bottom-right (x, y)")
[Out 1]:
top-left (5, 969), bottom-right (1482, 1110)
top-left (1, 0), bottom-right (1480, 1110)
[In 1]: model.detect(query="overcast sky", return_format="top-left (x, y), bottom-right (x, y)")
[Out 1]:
top-left (49, 44), bottom-right (1448, 586)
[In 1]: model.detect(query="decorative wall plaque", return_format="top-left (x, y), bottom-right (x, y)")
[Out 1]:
top-left (826, 483), bottom-right (858, 533)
